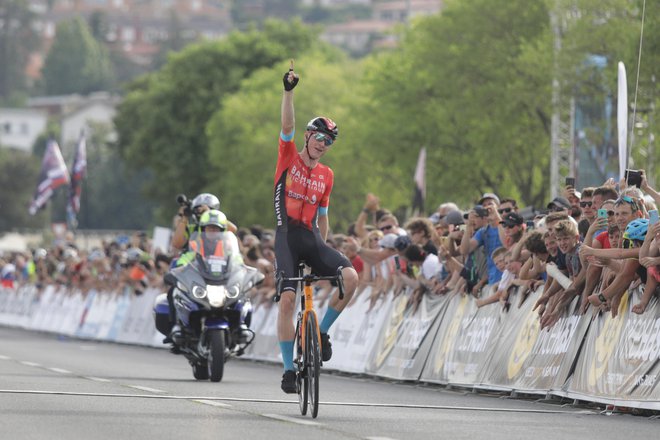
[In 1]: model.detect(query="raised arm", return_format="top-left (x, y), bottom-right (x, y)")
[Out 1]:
top-left (281, 60), bottom-right (298, 137)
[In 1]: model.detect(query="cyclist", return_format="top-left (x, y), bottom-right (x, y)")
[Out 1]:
top-left (275, 62), bottom-right (358, 393)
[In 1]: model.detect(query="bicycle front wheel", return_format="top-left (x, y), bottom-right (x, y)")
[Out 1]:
top-left (306, 313), bottom-right (320, 418)
top-left (295, 317), bottom-right (308, 416)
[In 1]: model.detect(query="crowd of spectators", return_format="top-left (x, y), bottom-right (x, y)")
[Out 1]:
top-left (2, 170), bottom-right (660, 329)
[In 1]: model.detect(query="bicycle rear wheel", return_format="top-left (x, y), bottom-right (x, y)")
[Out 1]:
top-left (295, 317), bottom-right (308, 415)
top-left (306, 313), bottom-right (320, 418)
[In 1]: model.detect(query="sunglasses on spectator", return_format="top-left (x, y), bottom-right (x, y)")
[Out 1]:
top-left (498, 207), bottom-right (513, 214)
top-left (379, 225), bottom-right (394, 232)
top-left (550, 205), bottom-right (566, 212)
top-left (579, 201), bottom-right (593, 208)
top-left (313, 132), bottom-right (333, 146)
top-left (615, 195), bottom-right (639, 210)
top-left (503, 224), bottom-right (519, 229)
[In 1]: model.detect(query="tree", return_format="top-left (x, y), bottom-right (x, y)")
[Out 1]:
top-left (0, 149), bottom-right (47, 232)
top-left (115, 19), bottom-right (321, 223)
top-left (41, 16), bottom-right (115, 95)
top-left (0, 0), bottom-right (39, 102)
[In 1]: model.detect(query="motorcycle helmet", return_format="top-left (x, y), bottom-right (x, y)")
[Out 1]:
top-left (624, 218), bottom-right (649, 242)
top-left (305, 116), bottom-right (338, 141)
top-left (192, 193), bottom-right (220, 212)
top-left (199, 210), bottom-right (227, 231)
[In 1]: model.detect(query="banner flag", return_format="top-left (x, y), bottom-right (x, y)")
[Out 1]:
top-left (617, 61), bottom-right (628, 180)
top-left (28, 139), bottom-right (70, 215)
top-left (67, 134), bottom-right (87, 226)
top-left (412, 147), bottom-right (426, 215)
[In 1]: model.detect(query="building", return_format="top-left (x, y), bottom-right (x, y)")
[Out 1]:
top-left (0, 108), bottom-right (48, 153)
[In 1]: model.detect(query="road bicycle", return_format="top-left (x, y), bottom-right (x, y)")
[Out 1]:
top-left (276, 263), bottom-right (345, 418)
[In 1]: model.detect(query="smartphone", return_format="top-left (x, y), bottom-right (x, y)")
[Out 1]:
top-left (598, 208), bottom-right (608, 219)
top-left (394, 256), bottom-right (401, 271)
top-left (625, 169), bottom-right (642, 188)
top-left (526, 220), bottom-right (535, 230)
top-left (565, 176), bottom-right (575, 187)
top-left (650, 209), bottom-right (659, 225)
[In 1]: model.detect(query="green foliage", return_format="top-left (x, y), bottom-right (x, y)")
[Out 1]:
top-left (41, 16), bottom-right (115, 95)
top-left (115, 19), bottom-right (321, 223)
top-left (0, 149), bottom-right (47, 231)
top-left (0, 0), bottom-right (40, 100)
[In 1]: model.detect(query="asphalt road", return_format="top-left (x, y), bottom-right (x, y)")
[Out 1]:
top-left (0, 326), bottom-right (656, 440)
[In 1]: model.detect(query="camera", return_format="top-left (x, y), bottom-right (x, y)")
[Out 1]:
top-left (474, 206), bottom-right (489, 217)
top-left (625, 169), bottom-right (642, 188)
top-left (176, 193), bottom-right (193, 217)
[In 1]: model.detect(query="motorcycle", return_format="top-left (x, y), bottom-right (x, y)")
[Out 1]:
top-left (153, 230), bottom-right (263, 382)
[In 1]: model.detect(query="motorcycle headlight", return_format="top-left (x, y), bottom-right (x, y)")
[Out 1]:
top-left (192, 285), bottom-right (207, 299)
top-left (207, 285), bottom-right (227, 307)
top-left (227, 285), bottom-right (240, 299)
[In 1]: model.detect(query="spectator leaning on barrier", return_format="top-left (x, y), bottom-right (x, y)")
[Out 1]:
top-left (636, 220), bottom-right (660, 314)
top-left (405, 217), bottom-right (438, 256)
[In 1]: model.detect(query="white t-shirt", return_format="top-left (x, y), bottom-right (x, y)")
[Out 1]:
top-left (421, 253), bottom-right (443, 280)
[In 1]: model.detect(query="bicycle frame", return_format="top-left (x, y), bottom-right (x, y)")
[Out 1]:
top-left (298, 279), bottom-right (321, 362)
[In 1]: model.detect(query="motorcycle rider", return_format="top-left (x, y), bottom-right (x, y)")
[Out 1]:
top-left (166, 209), bottom-right (238, 345)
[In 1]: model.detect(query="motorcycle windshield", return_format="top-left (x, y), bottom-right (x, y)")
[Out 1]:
top-left (186, 230), bottom-right (243, 284)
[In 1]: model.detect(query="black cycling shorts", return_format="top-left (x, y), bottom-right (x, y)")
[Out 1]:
top-left (275, 225), bottom-right (352, 293)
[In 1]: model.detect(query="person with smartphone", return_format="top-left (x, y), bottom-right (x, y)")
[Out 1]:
top-left (635, 216), bottom-right (660, 314)
top-left (275, 61), bottom-right (359, 393)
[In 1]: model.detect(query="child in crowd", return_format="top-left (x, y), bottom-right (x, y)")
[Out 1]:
top-left (476, 247), bottom-right (525, 308)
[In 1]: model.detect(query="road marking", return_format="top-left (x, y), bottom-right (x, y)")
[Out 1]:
top-left (0, 355), bottom-right (11, 360)
top-left (20, 361), bottom-right (41, 367)
top-left (47, 367), bottom-right (72, 374)
top-left (262, 413), bottom-right (322, 426)
top-left (78, 345), bottom-right (97, 351)
top-left (84, 376), bottom-right (112, 383)
top-left (366, 437), bottom-right (399, 440)
top-left (193, 399), bottom-right (232, 408)
top-left (128, 385), bottom-right (166, 394)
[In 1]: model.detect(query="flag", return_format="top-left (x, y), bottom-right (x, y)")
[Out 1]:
top-left (617, 61), bottom-right (628, 181)
top-left (29, 139), bottom-right (70, 215)
top-left (412, 147), bottom-right (426, 215)
top-left (67, 134), bottom-right (87, 227)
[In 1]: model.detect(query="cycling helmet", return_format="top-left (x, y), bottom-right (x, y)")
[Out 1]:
top-left (34, 248), bottom-right (47, 260)
top-left (126, 247), bottom-right (144, 263)
top-left (192, 193), bottom-right (220, 211)
top-left (306, 116), bottom-right (338, 140)
top-left (199, 210), bottom-right (227, 231)
top-left (624, 218), bottom-right (649, 241)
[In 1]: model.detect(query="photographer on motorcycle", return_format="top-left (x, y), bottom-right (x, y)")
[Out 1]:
top-left (171, 193), bottom-right (238, 253)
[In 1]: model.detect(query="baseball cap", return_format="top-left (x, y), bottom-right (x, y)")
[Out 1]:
top-left (500, 212), bottom-right (524, 227)
top-left (547, 196), bottom-right (571, 210)
top-left (378, 233), bottom-right (398, 249)
top-left (394, 235), bottom-right (412, 251)
top-left (445, 210), bottom-right (464, 226)
top-left (478, 192), bottom-right (500, 205)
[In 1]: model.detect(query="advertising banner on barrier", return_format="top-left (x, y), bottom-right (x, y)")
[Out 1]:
top-left (567, 288), bottom-right (660, 409)
top-left (366, 289), bottom-right (449, 380)
top-left (245, 301), bottom-right (280, 362)
top-left (420, 287), bottom-right (503, 386)
top-left (328, 287), bottom-right (393, 373)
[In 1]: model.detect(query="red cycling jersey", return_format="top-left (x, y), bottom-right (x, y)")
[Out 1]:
top-left (274, 136), bottom-right (334, 231)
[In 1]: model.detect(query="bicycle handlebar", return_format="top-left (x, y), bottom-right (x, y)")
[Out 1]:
top-left (273, 267), bottom-right (345, 302)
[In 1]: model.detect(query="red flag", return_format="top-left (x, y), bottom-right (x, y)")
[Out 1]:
top-left (29, 140), bottom-right (70, 215)
top-left (67, 134), bottom-right (87, 224)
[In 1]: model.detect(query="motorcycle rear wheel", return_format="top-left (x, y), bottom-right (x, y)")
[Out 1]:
top-left (207, 329), bottom-right (226, 382)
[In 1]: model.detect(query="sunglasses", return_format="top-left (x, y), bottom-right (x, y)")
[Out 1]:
top-left (551, 205), bottom-right (566, 212)
top-left (616, 195), bottom-right (639, 210)
top-left (313, 132), bottom-right (333, 146)
top-left (379, 225), bottom-right (394, 232)
top-left (504, 224), bottom-right (519, 229)
top-left (498, 207), bottom-right (513, 214)
top-left (579, 201), bottom-right (593, 208)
